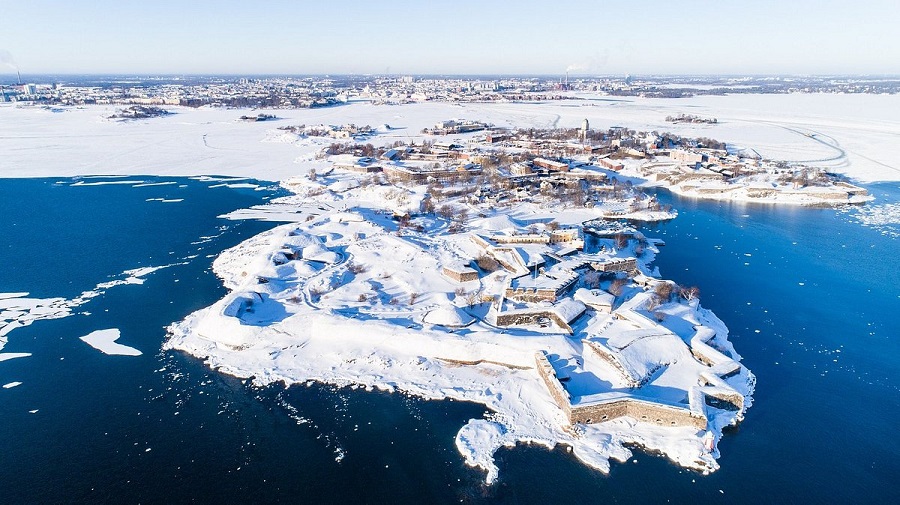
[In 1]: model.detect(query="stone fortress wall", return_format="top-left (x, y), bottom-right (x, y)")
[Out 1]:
top-left (535, 352), bottom-right (708, 429)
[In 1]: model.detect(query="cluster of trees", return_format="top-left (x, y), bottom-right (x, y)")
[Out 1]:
top-left (665, 114), bottom-right (718, 124)
top-left (514, 126), bottom-right (634, 144)
top-left (582, 270), bottom-right (602, 289)
top-left (279, 124), bottom-right (343, 137)
top-left (608, 278), bottom-right (627, 297)
top-left (694, 137), bottom-right (727, 150)
top-left (325, 142), bottom-right (380, 157)
top-left (436, 204), bottom-right (467, 221)
top-left (654, 132), bottom-right (726, 151)
top-left (648, 281), bottom-right (701, 309)
top-left (414, 140), bottom-right (435, 154)
top-left (475, 254), bottom-right (499, 272)
top-left (108, 106), bottom-right (170, 119)
top-left (777, 168), bottom-right (833, 188)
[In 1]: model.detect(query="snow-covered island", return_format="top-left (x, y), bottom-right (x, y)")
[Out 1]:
top-left (165, 140), bottom-right (755, 482)
top-left (621, 147), bottom-right (872, 206)
top-left (107, 105), bottom-right (171, 120)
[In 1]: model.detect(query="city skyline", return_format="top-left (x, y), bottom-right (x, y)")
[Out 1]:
top-left (2, 0), bottom-right (899, 76)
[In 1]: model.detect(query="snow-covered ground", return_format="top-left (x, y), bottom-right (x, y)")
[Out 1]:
top-left (164, 169), bottom-right (753, 482)
top-left (3, 92), bottom-right (900, 182)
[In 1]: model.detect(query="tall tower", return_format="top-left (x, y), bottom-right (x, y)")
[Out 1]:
top-left (581, 118), bottom-right (589, 142)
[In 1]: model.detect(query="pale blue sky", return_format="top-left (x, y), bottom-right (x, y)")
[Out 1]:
top-left (1, 0), bottom-right (898, 75)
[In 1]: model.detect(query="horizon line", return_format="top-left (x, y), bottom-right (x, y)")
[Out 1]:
top-left (3, 72), bottom-right (900, 80)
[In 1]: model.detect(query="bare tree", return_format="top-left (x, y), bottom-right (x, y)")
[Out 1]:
top-left (421, 197), bottom-right (435, 214)
top-left (476, 254), bottom-right (499, 272)
top-left (654, 282), bottom-right (674, 301)
top-left (347, 263), bottom-right (367, 274)
top-left (608, 278), bottom-right (627, 296)
top-left (679, 285), bottom-right (700, 302)
top-left (309, 285), bottom-right (326, 302)
top-left (437, 204), bottom-right (455, 220)
top-left (571, 188), bottom-right (585, 207)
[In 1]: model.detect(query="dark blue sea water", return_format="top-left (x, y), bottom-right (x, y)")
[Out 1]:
top-left (1, 178), bottom-right (898, 503)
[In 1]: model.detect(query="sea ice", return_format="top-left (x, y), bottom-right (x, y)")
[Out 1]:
top-left (79, 329), bottom-right (142, 356)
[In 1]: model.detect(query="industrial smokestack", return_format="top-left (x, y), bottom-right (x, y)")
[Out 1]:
top-left (16, 70), bottom-right (21, 85)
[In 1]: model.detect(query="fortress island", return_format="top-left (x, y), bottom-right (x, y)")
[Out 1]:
top-left (165, 116), bottom-right (757, 482)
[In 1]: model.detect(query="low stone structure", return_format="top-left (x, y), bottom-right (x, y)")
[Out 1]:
top-left (592, 257), bottom-right (637, 273)
top-left (383, 163), bottom-right (482, 183)
top-left (535, 352), bottom-right (573, 418)
top-left (494, 299), bottom-right (585, 334)
top-left (534, 352), bottom-right (708, 429)
top-left (334, 162), bottom-right (383, 174)
top-left (488, 228), bottom-right (584, 250)
top-left (442, 263), bottom-right (479, 282)
top-left (549, 228), bottom-right (582, 245)
top-left (504, 269), bottom-right (578, 303)
top-left (570, 396), bottom-right (706, 429)
top-left (490, 233), bottom-right (549, 245)
top-left (597, 158), bottom-right (625, 171)
top-left (532, 299), bottom-right (748, 430)
top-left (533, 157), bottom-right (569, 172)
top-left (573, 288), bottom-right (614, 313)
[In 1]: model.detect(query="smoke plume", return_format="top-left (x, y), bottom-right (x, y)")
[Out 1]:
top-left (0, 49), bottom-right (18, 71)
top-left (566, 49), bottom-right (612, 74)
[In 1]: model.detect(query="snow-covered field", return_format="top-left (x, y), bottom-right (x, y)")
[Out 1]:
top-left (3, 92), bottom-right (900, 182)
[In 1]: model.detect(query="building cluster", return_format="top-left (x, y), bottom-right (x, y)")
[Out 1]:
top-left (533, 279), bottom-right (746, 430)
top-left (317, 110), bottom-right (867, 206)
top-left (0, 77), bottom-right (345, 108)
top-left (639, 148), bottom-right (870, 200)
top-left (324, 120), bottom-right (683, 213)
top-left (466, 227), bottom-right (637, 330)
top-left (3, 74), bottom-right (898, 108)
top-left (422, 119), bottom-right (489, 135)
top-left (433, 221), bottom-right (746, 432)
top-left (280, 123), bottom-right (376, 140)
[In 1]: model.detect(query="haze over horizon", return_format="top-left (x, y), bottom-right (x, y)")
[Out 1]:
top-left (2, 0), bottom-right (899, 76)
